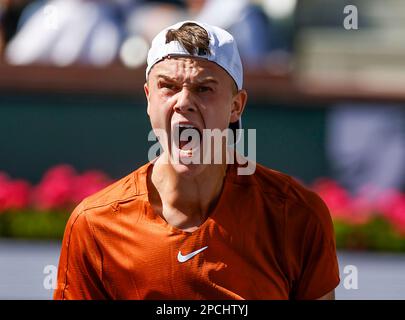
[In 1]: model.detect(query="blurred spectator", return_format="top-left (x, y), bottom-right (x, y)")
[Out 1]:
top-left (119, 0), bottom-right (186, 68)
top-left (124, 0), bottom-right (186, 43)
top-left (0, 0), bottom-right (31, 56)
top-left (5, 0), bottom-right (124, 66)
top-left (120, 0), bottom-right (276, 69)
top-left (326, 104), bottom-right (405, 198)
top-left (3, 0), bottom-right (295, 69)
top-left (4, 0), bottom-right (288, 69)
top-left (183, 0), bottom-right (273, 68)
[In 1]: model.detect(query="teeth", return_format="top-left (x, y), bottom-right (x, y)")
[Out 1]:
top-left (180, 149), bottom-right (193, 157)
top-left (177, 124), bottom-right (195, 129)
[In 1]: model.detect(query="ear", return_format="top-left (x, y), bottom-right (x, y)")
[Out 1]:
top-left (230, 89), bottom-right (248, 123)
top-left (144, 82), bottom-right (151, 115)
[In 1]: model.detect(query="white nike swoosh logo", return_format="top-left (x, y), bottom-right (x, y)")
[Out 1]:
top-left (177, 246), bottom-right (208, 263)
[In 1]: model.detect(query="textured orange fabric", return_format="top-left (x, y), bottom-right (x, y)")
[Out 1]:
top-left (53, 162), bottom-right (340, 300)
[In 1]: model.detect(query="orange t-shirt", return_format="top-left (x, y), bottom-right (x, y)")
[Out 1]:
top-left (53, 162), bottom-right (340, 300)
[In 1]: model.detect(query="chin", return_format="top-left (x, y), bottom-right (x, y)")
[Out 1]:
top-left (170, 161), bottom-right (207, 178)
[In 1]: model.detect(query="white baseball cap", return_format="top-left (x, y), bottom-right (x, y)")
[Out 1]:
top-left (146, 20), bottom-right (243, 135)
top-left (146, 20), bottom-right (243, 90)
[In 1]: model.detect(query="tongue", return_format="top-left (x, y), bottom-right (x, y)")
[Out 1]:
top-left (177, 128), bottom-right (200, 150)
top-left (179, 140), bottom-right (191, 150)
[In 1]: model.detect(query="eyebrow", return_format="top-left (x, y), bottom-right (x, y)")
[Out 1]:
top-left (156, 74), bottom-right (219, 86)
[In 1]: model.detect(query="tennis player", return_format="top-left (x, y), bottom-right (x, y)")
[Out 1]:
top-left (54, 21), bottom-right (340, 300)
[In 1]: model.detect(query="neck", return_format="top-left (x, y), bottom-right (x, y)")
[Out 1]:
top-left (149, 154), bottom-right (228, 222)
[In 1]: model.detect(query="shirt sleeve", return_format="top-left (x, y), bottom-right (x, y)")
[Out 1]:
top-left (53, 203), bottom-right (109, 299)
top-left (284, 188), bottom-right (340, 300)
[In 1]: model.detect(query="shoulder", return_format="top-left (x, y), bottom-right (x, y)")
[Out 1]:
top-left (235, 162), bottom-right (332, 227)
top-left (266, 164), bottom-right (331, 229)
top-left (80, 163), bottom-right (149, 211)
top-left (65, 163), bottom-right (150, 228)
top-left (255, 165), bottom-right (334, 243)
top-left (233, 161), bottom-right (312, 201)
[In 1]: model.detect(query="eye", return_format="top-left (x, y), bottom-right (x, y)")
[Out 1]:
top-left (159, 81), bottom-right (178, 91)
top-left (196, 86), bottom-right (212, 93)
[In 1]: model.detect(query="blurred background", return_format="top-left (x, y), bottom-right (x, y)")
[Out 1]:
top-left (0, 0), bottom-right (405, 299)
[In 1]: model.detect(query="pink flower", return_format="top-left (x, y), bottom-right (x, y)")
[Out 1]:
top-left (0, 172), bottom-right (11, 212)
top-left (7, 180), bottom-right (31, 210)
top-left (72, 170), bottom-right (111, 204)
top-left (32, 164), bottom-right (77, 210)
top-left (349, 185), bottom-right (378, 223)
top-left (0, 173), bottom-right (31, 212)
top-left (312, 178), bottom-right (351, 218)
top-left (311, 178), bottom-right (372, 224)
top-left (376, 190), bottom-right (405, 235)
top-left (32, 165), bottom-right (112, 210)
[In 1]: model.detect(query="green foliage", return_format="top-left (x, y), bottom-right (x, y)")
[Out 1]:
top-left (0, 210), bottom-right (70, 239)
top-left (1, 211), bottom-right (405, 252)
top-left (334, 218), bottom-right (405, 252)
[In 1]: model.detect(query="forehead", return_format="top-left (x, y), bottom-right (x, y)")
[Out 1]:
top-left (149, 57), bottom-right (232, 83)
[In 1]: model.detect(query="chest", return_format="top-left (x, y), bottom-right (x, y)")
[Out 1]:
top-left (99, 219), bottom-right (290, 299)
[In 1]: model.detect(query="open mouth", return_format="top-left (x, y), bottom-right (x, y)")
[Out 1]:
top-left (173, 123), bottom-right (202, 156)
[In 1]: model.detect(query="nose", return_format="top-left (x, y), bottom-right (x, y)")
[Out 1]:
top-left (173, 88), bottom-right (197, 114)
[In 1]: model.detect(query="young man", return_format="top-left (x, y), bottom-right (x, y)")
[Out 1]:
top-left (54, 21), bottom-right (340, 300)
